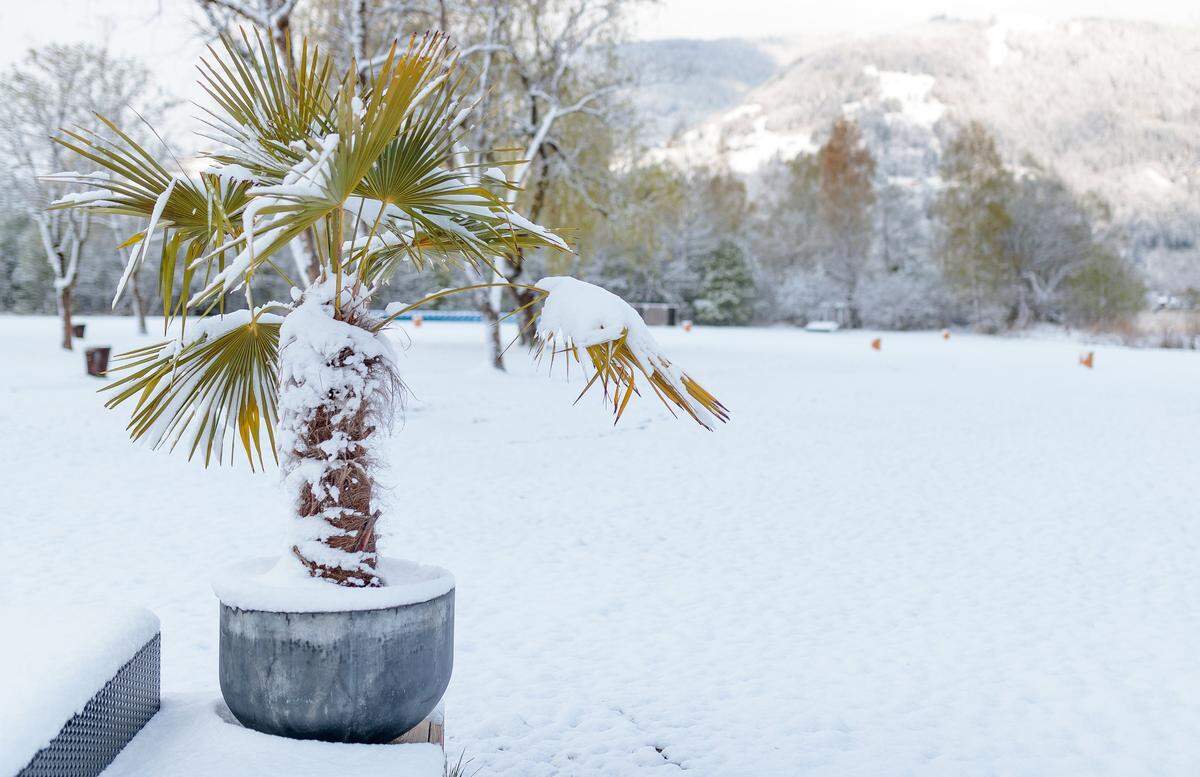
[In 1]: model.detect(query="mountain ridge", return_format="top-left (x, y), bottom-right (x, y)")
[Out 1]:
top-left (631, 17), bottom-right (1200, 220)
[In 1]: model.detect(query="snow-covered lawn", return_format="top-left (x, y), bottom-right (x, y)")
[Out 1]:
top-left (3, 315), bottom-right (1200, 776)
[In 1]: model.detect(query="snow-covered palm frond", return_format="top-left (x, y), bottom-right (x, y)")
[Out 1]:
top-left (533, 277), bottom-right (729, 430)
top-left (49, 118), bottom-right (246, 238)
top-left (102, 306), bottom-right (285, 469)
top-left (341, 43), bottom-right (569, 282)
top-left (198, 32), bottom-right (338, 182)
top-left (47, 118), bottom-right (251, 318)
top-left (188, 132), bottom-right (345, 305)
top-left (188, 33), bottom-right (480, 307)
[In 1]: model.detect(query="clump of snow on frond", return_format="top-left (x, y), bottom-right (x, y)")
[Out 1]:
top-left (208, 162), bottom-right (259, 182)
top-left (534, 276), bottom-right (729, 430)
top-left (49, 190), bottom-right (121, 207)
top-left (278, 272), bottom-right (402, 587)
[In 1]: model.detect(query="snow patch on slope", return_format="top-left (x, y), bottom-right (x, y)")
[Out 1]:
top-left (721, 103), bottom-right (764, 123)
top-left (647, 116), bottom-right (814, 174)
top-left (861, 66), bottom-right (945, 128)
top-left (986, 14), bottom-right (1052, 67)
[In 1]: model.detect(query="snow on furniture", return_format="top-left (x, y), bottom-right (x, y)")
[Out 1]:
top-left (1, 607), bottom-right (160, 777)
top-left (100, 694), bottom-right (445, 777)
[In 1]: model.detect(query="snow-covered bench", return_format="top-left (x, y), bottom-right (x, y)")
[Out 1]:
top-left (1, 607), bottom-right (160, 777)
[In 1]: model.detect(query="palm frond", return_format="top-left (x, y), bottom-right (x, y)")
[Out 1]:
top-left (197, 31), bottom-right (337, 180)
top-left (343, 38), bottom-right (570, 281)
top-left (47, 120), bottom-right (251, 319)
top-left (188, 33), bottom-right (471, 306)
top-left (102, 308), bottom-right (284, 468)
top-left (532, 276), bottom-right (728, 430)
top-left (536, 333), bottom-right (729, 430)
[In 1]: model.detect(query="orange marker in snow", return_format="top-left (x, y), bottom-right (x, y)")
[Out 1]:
top-left (871, 337), bottom-right (881, 351)
top-left (413, 314), bottom-right (424, 328)
top-left (942, 329), bottom-right (950, 340)
top-left (682, 320), bottom-right (693, 332)
top-left (1079, 351), bottom-right (1094, 369)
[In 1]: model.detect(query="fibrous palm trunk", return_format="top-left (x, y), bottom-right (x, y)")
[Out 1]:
top-left (278, 279), bottom-right (399, 587)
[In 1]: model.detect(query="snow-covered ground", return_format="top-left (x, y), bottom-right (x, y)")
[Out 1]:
top-left (3, 315), bottom-right (1200, 776)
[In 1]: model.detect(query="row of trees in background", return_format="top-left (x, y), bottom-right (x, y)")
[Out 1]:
top-left (0, 45), bottom-right (171, 347)
top-left (570, 118), bottom-right (1145, 333)
top-left (0, 0), bottom-right (1155, 359)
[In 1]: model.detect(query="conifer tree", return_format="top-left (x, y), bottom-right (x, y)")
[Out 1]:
top-left (695, 239), bottom-right (754, 325)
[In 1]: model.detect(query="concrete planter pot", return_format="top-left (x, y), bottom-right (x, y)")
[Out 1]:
top-left (214, 558), bottom-right (455, 744)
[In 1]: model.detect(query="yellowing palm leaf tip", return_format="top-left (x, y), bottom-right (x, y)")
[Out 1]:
top-left (49, 31), bottom-right (727, 472)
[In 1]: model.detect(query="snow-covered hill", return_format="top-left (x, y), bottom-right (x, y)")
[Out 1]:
top-left (621, 37), bottom-right (799, 147)
top-left (636, 16), bottom-right (1200, 218)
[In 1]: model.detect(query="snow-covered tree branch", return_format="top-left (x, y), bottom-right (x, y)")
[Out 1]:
top-left (0, 43), bottom-right (170, 349)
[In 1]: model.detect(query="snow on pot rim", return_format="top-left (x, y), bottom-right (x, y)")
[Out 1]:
top-left (212, 556), bottom-right (454, 613)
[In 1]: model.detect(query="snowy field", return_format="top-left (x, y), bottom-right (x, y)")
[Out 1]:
top-left (3, 314), bottom-right (1200, 776)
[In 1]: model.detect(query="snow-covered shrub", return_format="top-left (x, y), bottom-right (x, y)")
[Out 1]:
top-left (770, 268), bottom-right (850, 325)
top-left (857, 268), bottom-right (958, 330)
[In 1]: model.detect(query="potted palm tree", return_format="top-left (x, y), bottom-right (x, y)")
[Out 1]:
top-left (48, 32), bottom-right (727, 744)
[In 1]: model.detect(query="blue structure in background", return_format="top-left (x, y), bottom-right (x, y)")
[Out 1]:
top-left (382, 310), bottom-right (483, 323)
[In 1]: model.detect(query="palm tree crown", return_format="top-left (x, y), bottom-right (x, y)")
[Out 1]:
top-left (48, 30), bottom-right (727, 472)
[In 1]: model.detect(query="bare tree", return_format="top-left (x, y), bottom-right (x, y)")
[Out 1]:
top-left (319, 0), bottom-right (630, 367)
top-left (476, 0), bottom-right (629, 360)
top-left (0, 44), bottom-right (166, 349)
top-left (107, 217), bottom-right (151, 335)
top-left (196, 0), bottom-right (300, 48)
top-left (1004, 171), bottom-right (1099, 326)
top-left (197, 0), bottom-right (633, 368)
top-left (816, 118), bottom-right (876, 329)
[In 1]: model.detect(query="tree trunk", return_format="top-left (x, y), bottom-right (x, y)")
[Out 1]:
top-left (131, 271), bottom-right (148, 335)
top-left (280, 286), bottom-right (397, 588)
top-left (513, 285), bottom-right (539, 346)
top-left (845, 272), bottom-right (861, 329)
top-left (58, 286), bottom-right (73, 351)
top-left (290, 232), bottom-right (321, 286)
top-left (1006, 282), bottom-right (1033, 329)
top-left (478, 291), bottom-right (505, 371)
